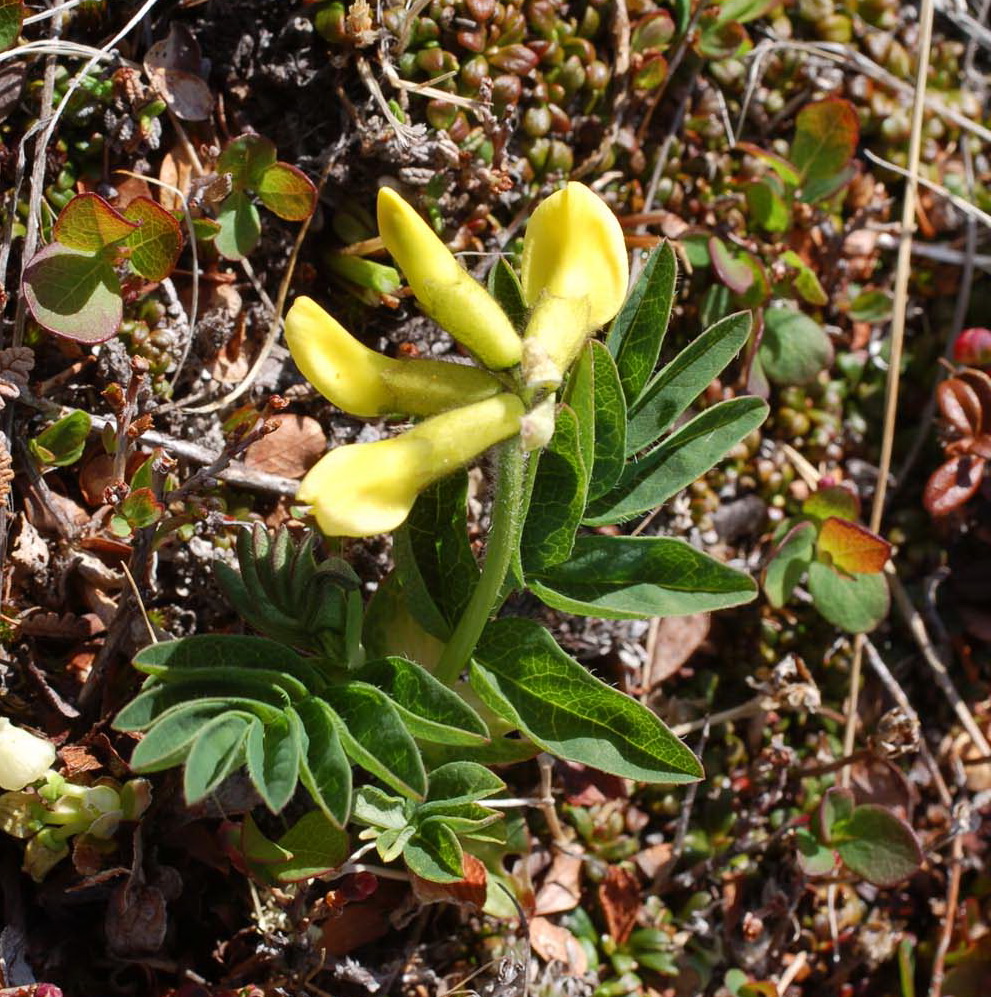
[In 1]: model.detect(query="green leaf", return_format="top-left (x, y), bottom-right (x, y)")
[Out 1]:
top-left (360, 657), bottom-right (489, 746)
top-left (562, 343), bottom-right (595, 480)
top-left (215, 191), bottom-right (261, 261)
top-left (270, 811), bottom-right (350, 882)
top-left (585, 396), bottom-right (768, 526)
top-left (744, 180), bottom-right (789, 233)
top-left (183, 713), bottom-right (252, 804)
top-left (122, 196), bottom-right (183, 281)
top-left (117, 487), bottom-right (163, 530)
top-left (217, 133), bottom-right (277, 190)
top-left (53, 192), bottom-right (137, 252)
top-left (295, 697), bottom-right (352, 827)
top-left (762, 521), bottom-right (817, 608)
top-left (471, 618), bottom-right (703, 784)
top-left (521, 405), bottom-right (588, 571)
top-left (241, 813), bottom-right (292, 865)
top-left (113, 682), bottom-right (284, 732)
top-left (30, 409), bottom-right (91, 467)
top-left (0, 0), bottom-right (24, 52)
top-left (396, 471), bottom-right (479, 633)
top-left (323, 682), bottom-right (427, 800)
top-left (735, 142), bottom-right (801, 187)
top-left (790, 97), bottom-right (859, 185)
top-left (256, 162), bottom-right (317, 221)
top-left (833, 805), bottom-right (923, 887)
top-left (353, 785), bottom-right (408, 831)
top-left (404, 818), bottom-right (466, 882)
top-left (807, 561), bottom-right (890, 634)
top-left (426, 761), bottom-right (505, 805)
top-left (848, 288), bottom-right (893, 323)
top-left (133, 634), bottom-right (325, 689)
top-left (21, 244), bottom-right (122, 343)
top-left (606, 243), bottom-right (677, 403)
top-left (780, 250), bottom-right (828, 307)
top-left (716, 0), bottom-right (782, 25)
top-left (245, 711), bottom-right (302, 813)
top-left (586, 341), bottom-right (628, 499)
top-left (803, 484), bottom-right (860, 524)
top-left (795, 829), bottom-right (838, 877)
top-left (487, 258), bottom-right (528, 333)
top-left (758, 306), bottom-right (833, 387)
top-left (129, 701), bottom-right (232, 772)
top-left (709, 237), bottom-right (753, 294)
top-left (800, 164), bottom-right (857, 204)
top-left (529, 535), bottom-right (757, 619)
top-left (626, 311), bottom-right (752, 455)
top-left (816, 786), bottom-right (855, 843)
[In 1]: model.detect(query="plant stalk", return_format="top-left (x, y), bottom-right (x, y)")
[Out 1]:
top-left (434, 440), bottom-right (525, 686)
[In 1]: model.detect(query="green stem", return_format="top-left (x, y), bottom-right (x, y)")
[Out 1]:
top-left (434, 439), bottom-right (526, 686)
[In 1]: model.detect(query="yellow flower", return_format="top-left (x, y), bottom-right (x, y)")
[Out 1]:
top-left (377, 188), bottom-right (522, 371)
top-left (521, 182), bottom-right (629, 378)
top-left (298, 394), bottom-right (525, 537)
top-left (285, 296), bottom-right (503, 418)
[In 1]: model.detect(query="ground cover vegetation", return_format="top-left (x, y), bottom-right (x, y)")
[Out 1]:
top-left (0, 0), bottom-right (988, 995)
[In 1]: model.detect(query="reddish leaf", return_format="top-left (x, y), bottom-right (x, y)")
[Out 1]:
top-left (256, 162), bottom-right (317, 221)
top-left (54, 193), bottom-right (137, 253)
top-left (924, 455), bottom-right (986, 517)
top-left (953, 327), bottom-right (991, 368)
top-left (937, 377), bottom-right (982, 437)
top-left (957, 368), bottom-right (991, 433)
top-left (790, 97), bottom-right (859, 184)
top-left (410, 853), bottom-right (487, 908)
top-left (122, 197), bottom-right (183, 281)
top-left (709, 236), bottom-right (753, 293)
top-left (818, 517), bottom-right (891, 574)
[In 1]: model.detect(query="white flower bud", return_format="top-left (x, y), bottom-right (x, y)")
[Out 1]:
top-left (0, 718), bottom-right (56, 791)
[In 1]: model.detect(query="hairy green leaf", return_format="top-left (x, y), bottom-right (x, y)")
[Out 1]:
top-left (183, 713), bottom-right (252, 803)
top-left (245, 711), bottom-right (302, 813)
top-left (295, 697), bottom-right (352, 827)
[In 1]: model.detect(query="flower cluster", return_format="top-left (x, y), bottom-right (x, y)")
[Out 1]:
top-left (285, 182), bottom-right (629, 538)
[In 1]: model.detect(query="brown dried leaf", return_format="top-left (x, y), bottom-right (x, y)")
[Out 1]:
top-left (529, 917), bottom-right (588, 975)
top-left (106, 880), bottom-right (168, 954)
top-left (0, 346), bottom-right (33, 410)
top-left (0, 440), bottom-right (12, 504)
top-left (645, 613), bottom-right (710, 689)
top-left (957, 368), bottom-right (991, 433)
top-left (598, 865), bottom-right (640, 946)
top-left (410, 853), bottom-right (487, 908)
top-left (20, 611), bottom-right (92, 640)
top-left (158, 145), bottom-right (195, 211)
top-left (144, 24), bottom-right (214, 121)
top-left (924, 455), bottom-right (985, 517)
top-left (534, 851), bottom-right (583, 916)
top-left (244, 413), bottom-right (327, 479)
top-left (58, 744), bottom-right (103, 777)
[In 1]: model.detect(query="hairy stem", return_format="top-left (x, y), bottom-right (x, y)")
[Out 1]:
top-left (434, 440), bottom-right (525, 686)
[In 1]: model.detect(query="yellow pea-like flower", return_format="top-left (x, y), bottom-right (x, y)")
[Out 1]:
top-left (297, 393), bottom-right (525, 537)
top-left (285, 296), bottom-right (504, 418)
top-left (377, 187), bottom-right (522, 371)
top-left (521, 182), bottom-right (629, 373)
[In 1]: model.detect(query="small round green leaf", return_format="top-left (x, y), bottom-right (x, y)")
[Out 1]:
top-left (53, 192), bottom-right (137, 252)
top-left (214, 191), bottom-right (261, 261)
top-left (256, 162), bottom-right (317, 221)
top-left (122, 196), bottom-right (183, 281)
top-left (833, 805), bottom-right (924, 887)
top-left (758, 307), bottom-right (833, 387)
top-left (217, 133), bottom-right (278, 189)
top-left (807, 561), bottom-right (890, 634)
top-left (0, 0), bottom-right (24, 52)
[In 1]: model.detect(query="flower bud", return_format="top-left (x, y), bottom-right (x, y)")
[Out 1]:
top-left (377, 188), bottom-right (522, 370)
top-left (0, 718), bottom-right (56, 791)
top-left (521, 182), bottom-right (629, 372)
top-left (298, 393), bottom-right (525, 536)
top-left (285, 296), bottom-right (504, 417)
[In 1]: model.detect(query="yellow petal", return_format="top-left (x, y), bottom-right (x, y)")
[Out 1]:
top-left (285, 296), bottom-right (503, 417)
top-left (520, 182), bottom-right (629, 370)
top-left (298, 393), bottom-right (525, 537)
top-left (377, 188), bottom-right (522, 371)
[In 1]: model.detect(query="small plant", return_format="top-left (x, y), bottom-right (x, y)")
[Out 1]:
top-left (21, 192), bottom-right (183, 344)
top-left (762, 481), bottom-right (891, 633)
top-left (116, 183), bottom-right (767, 891)
top-left (209, 133), bottom-right (317, 260)
top-left (796, 786), bottom-right (923, 887)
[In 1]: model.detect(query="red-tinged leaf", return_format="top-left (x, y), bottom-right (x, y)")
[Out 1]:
top-left (21, 243), bottom-right (122, 343)
top-left (736, 142), bottom-right (801, 186)
top-left (695, 11), bottom-right (747, 59)
top-left (937, 377), bottom-right (982, 437)
top-left (924, 455), bottom-right (986, 517)
top-left (971, 435), bottom-right (991, 460)
top-left (54, 193), bottom-right (137, 253)
top-left (957, 368), bottom-right (991, 433)
top-left (790, 97), bottom-right (860, 185)
top-left (0, 0), bottom-right (24, 52)
top-left (818, 517), bottom-right (891, 574)
top-left (410, 853), bottom-right (487, 908)
top-left (217, 133), bottom-right (278, 190)
top-left (953, 327), bottom-right (991, 368)
top-left (803, 483), bottom-right (860, 524)
top-left (631, 10), bottom-right (675, 52)
top-left (709, 236), bottom-right (753, 293)
top-left (122, 196), bottom-right (183, 281)
top-left (119, 487), bottom-right (164, 529)
top-left (633, 53), bottom-right (668, 91)
top-left (256, 162), bottom-right (317, 221)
